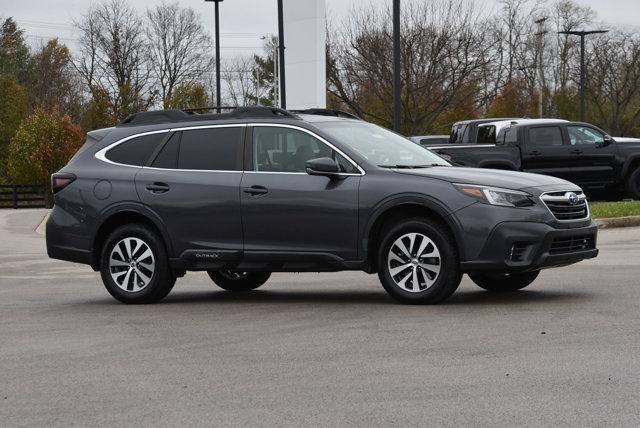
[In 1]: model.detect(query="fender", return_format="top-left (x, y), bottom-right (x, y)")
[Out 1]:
top-left (621, 154), bottom-right (640, 178)
top-left (362, 193), bottom-right (465, 262)
top-left (91, 201), bottom-right (175, 259)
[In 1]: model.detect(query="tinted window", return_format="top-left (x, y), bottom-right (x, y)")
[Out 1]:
top-left (253, 126), bottom-right (358, 173)
top-left (528, 127), bottom-right (563, 146)
top-left (178, 127), bottom-right (243, 171)
top-left (504, 126), bottom-right (518, 144)
top-left (450, 123), bottom-right (467, 144)
top-left (567, 126), bottom-right (604, 146)
top-left (106, 132), bottom-right (167, 166)
top-left (477, 125), bottom-right (496, 144)
top-left (151, 132), bottom-right (180, 169)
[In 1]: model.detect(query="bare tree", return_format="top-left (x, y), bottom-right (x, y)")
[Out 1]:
top-left (146, 2), bottom-right (212, 108)
top-left (75, 0), bottom-right (152, 120)
top-left (327, 0), bottom-right (492, 134)
top-left (221, 56), bottom-right (262, 106)
top-left (588, 31), bottom-right (640, 136)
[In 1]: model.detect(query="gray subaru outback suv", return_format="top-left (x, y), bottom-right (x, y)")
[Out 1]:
top-left (47, 107), bottom-right (598, 304)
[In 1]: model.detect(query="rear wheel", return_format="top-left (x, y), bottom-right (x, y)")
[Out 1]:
top-left (469, 271), bottom-right (540, 292)
top-left (627, 167), bottom-right (640, 199)
top-left (377, 218), bottom-right (462, 304)
top-left (100, 224), bottom-right (175, 304)
top-left (207, 270), bottom-right (271, 292)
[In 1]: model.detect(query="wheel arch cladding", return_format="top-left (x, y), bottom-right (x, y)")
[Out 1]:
top-left (91, 209), bottom-right (171, 270)
top-left (365, 200), bottom-right (463, 272)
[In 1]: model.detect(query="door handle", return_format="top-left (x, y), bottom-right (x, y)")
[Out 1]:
top-left (145, 182), bottom-right (170, 193)
top-left (243, 185), bottom-right (268, 195)
top-left (571, 149), bottom-right (583, 154)
top-left (529, 150), bottom-right (541, 156)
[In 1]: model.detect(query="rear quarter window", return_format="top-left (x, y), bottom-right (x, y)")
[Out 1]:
top-left (106, 132), bottom-right (168, 166)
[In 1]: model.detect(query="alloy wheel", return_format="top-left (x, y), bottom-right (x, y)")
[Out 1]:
top-left (387, 232), bottom-right (441, 293)
top-left (109, 237), bottom-right (155, 292)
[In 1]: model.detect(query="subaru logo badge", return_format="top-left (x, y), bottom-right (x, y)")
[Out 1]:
top-left (567, 192), bottom-right (579, 205)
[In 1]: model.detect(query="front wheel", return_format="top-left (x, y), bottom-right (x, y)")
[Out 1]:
top-left (469, 271), bottom-right (540, 292)
top-left (207, 270), bottom-right (271, 292)
top-left (377, 218), bottom-right (462, 304)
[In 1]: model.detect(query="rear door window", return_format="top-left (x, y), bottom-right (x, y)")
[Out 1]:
top-left (177, 127), bottom-right (244, 171)
top-left (527, 126), bottom-right (564, 146)
top-left (106, 132), bottom-right (168, 166)
top-left (477, 125), bottom-right (496, 145)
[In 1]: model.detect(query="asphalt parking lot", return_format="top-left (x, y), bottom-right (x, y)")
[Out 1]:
top-left (0, 209), bottom-right (639, 426)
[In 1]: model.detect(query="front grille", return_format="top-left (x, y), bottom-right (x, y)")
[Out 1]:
top-left (540, 191), bottom-right (589, 221)
top-left (549, 235), bottom-right (595, 254)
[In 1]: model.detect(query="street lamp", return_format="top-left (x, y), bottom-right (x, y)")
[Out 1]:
top-left (558, 29), bottom-right (609, 122)
top-left (204, 0), bottom-right (224, 109)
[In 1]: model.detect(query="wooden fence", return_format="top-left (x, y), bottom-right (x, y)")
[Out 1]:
top-left (0, 184), bottom-right (47, 209)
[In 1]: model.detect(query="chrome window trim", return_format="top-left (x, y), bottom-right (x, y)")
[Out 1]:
top-left (247, 123), bottom-right (365, 176)
top-left (539, 191), bottom-right (590, 222)
top-left (94, 122), bottom-right (365, 176)
top-left (95, 124), bottom-right (247, 171)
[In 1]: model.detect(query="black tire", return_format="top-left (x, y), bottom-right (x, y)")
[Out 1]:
top-left (377, 217), bottom-right (462, 304)
top-left (627, 167), bottom-right (640, 199)
top-left (207, 270), bottom-right (271, 292)
top-left (100, 224), bottom-right (176, 304)
top-left (469, 271), bottom-right (540, 292)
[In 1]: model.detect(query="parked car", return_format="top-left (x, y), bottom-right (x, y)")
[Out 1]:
top-left (426, 118), bottom-right (640, 199)
top-left (47, 107), bottom-right (598, 305)
top-left (410, 135), bottom-right (450, 146)
top-left (449, 118), bottom-right (521, 144)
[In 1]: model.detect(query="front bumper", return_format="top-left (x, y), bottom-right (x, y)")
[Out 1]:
top-left (460, 220), bottom-right (598, 273)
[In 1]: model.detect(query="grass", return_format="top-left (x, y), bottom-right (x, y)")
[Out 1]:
top-left (589, 200), bottom-right (640, 219)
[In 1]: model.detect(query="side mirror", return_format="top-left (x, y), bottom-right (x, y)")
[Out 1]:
top-left (306, 157), bottom-right (342, 178)
top-left (597, 135), bottom-right (615, 148)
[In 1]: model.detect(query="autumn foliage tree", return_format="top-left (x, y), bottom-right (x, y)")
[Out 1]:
top-left (7, 109), bottom-right (85, 205)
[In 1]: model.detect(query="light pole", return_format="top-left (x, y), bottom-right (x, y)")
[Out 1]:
top-left (205, 0), bottom-right (224, 109)
top-left (392, 0), bottom-right (401, 132)
top-left (534, 17), bottom-right (547, 118)
top-left (277, 0), bottom-right (286, 109)
top-left (558, 29), bottom-right (608, 122)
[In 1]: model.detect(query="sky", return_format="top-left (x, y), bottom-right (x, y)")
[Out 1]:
top-left (1, 0), bottom-right (639, 57)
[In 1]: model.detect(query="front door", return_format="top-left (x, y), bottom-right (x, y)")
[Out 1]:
top-left (135, 125), bottom-right (245, 258)
top-left (240, 125), bottom-right (361, 263)
top-left (522, 125), bottom-right (575, 181)
top-left (564, 125), bottom-right (618, 188)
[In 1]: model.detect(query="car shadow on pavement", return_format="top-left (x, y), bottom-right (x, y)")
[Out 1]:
top-left (136, 288), bottom-right (593, 307)
top-left (445, 289), bottom-right (593, 305)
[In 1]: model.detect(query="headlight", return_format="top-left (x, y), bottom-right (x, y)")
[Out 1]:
top-left (454, 184), bottom-right (534, 207)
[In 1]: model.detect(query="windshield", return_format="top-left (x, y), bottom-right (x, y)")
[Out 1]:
top-left (315, 121), bottom-right (451, 168)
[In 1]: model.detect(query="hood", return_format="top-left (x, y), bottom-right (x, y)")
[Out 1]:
top-left (394, 166), bottom-right (578, 191)
top-left (614, 137), bottom-right (640, 144)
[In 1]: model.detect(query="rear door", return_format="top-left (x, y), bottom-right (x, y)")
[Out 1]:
top-left (522, 125), bottom-right (575, 181)
top-left (135, 125), bottom-right (245, 258)
top-left (565, 125), bottom-right (618, 188)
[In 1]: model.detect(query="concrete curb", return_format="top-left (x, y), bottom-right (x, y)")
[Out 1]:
top-left (595, 215), bottom-right (640, 229)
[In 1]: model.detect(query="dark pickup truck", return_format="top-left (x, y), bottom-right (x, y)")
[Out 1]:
top-left (421, 118), bottom-right (640, 199)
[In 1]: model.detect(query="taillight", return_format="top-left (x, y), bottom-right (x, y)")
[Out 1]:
top-left (51, 172), bottom-right (76, 194)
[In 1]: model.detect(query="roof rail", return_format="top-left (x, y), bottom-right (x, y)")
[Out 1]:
top-left (117, 106), bottom-right (299, 127)
top-left (291, 108), bottom-right (361, 120)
